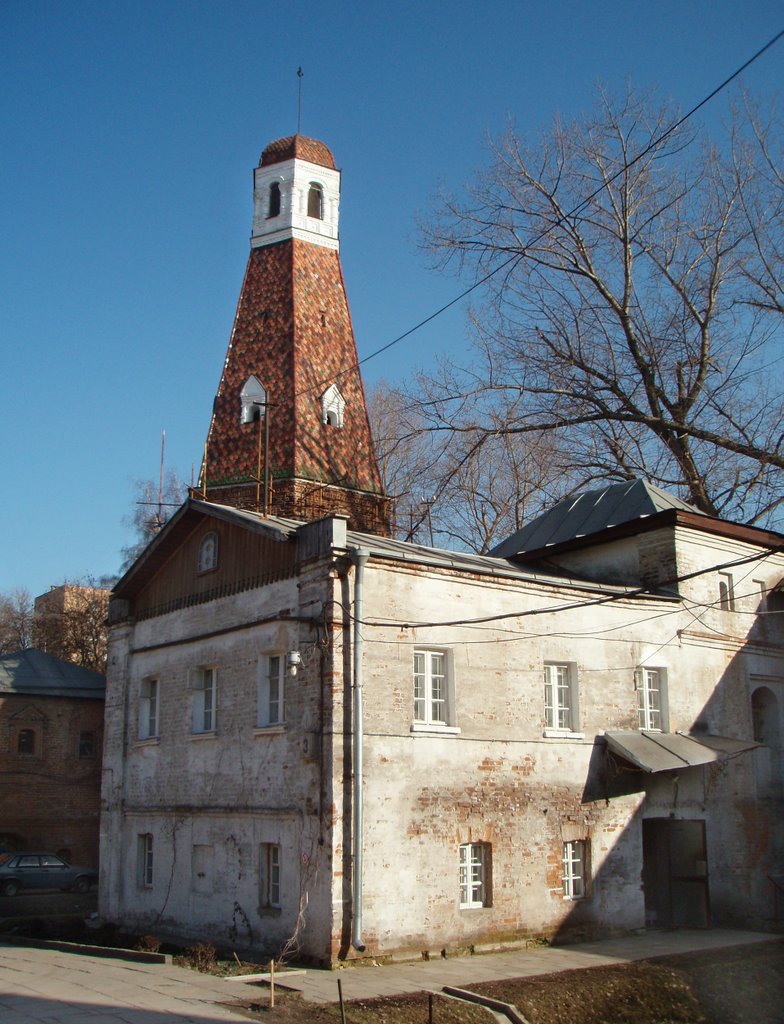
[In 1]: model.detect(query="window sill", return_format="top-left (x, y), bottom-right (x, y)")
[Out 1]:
top-left (459, 904), bottom-right (490, 911)
top-left (189, 730), bottom-right (218, 741)
top-left (253, 724), bottom-right (287, 737)
top-left (134, 737), bottom-right (160, 747)
top-left (543, 729), bottom-right (585, 740)
top-left (411, 723), bottom-right (461, 736)
top-left (258, 905), bottom-right (282, 918)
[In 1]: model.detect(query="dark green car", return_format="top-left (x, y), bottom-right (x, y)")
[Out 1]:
top-left (0, 852), bottom-right (97, 896)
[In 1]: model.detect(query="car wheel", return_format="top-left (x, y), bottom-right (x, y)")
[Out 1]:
top-left (71, 876), bottom-right (90, 894)
top-left (2, 880), bottom-right (20, 897)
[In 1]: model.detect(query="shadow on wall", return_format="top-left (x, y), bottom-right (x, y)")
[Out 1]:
top-left (555, 602), bottom-right (784, 943)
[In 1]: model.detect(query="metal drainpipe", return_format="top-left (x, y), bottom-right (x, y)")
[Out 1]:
top-left (351, 547), bottom-right (369, 952)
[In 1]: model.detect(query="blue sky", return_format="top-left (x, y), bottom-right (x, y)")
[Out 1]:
top-left (2, 1), bottom-right (783, 597)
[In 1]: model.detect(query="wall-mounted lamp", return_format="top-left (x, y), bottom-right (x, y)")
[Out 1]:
top-left (287, 650), bottom-right (302, 676)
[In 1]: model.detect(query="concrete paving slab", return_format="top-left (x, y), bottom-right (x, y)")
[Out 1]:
top-left (0, 928), bottom-right (779, 1022)
top-left (276, 928), bottom-right (780, 1003)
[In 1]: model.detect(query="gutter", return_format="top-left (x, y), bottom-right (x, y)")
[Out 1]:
top-left (350, 547), bottom-right (369, 952)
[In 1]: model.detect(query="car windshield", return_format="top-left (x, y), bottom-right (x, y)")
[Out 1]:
top-left (0, 853), bottom-right (13, 865)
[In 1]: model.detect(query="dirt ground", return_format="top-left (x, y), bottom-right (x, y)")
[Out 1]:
top-left (226, 941), bottom-right (784, 1024)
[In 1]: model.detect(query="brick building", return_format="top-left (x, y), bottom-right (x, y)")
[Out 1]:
top-left (0, 648), bottom-right (105, 865)
top-left (99, 135), bottom-right (784, 963)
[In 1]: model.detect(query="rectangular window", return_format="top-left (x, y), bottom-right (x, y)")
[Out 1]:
top-left (413, 650), bottom-right (452, 726)
top-left (257, 655), bottom-right (285, 728)
top-left (636, 667), bottom-right (668, 731)
top-left (78, 731), bottom-right (96, 758)
top-left (562, 840), bottom-right (587, 899)
top-left (459, 842), bottom-right (490, 908)
top-left (544, 663), bottom-right (579, 732)
top-left (192, 667), bottom-right (217, 733)
top-left (753, 579), bottom-right (768, 613)
top-left (260, 843), bottom-right (281, 908)
top-left (138, 834), bottom-right (153, 888)
top-left (139, 678), bottom-right (159, 740)
top-left (718, 572), bottom-right (736, 611)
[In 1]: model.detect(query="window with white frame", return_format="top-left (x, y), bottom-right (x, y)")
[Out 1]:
top-left (544, 662), bottom-right (579, 732)
top-left (562, 840), bottom-right (587, 899)
top-left (259, 843), bottom-right (281, 908)
top-left (459, 842), bottom-right (490, 908)
top-left (240, 375), bottom-right (267, 424)
top-left (636, 667), bottom-right (668, 731)
top-left (718, 572), bottom-right (736, 611)
top-left (321, 383), bottom-right (345, 427)
top-left (138, 834), bottom-right (153, 887)
top-left (192, 667), bottom-right (217, 733)
top-left (257, 655), bottom-right (285, 728)
top-left (414, 650), bottom-right (453, 726)
top-left (139, 678), bottom-right (159, 740)
top-left (197, 532), bottom-right (219, 573)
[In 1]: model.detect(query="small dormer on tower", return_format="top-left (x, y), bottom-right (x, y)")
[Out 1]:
top-left (251, 135), bottom-right (341, 251)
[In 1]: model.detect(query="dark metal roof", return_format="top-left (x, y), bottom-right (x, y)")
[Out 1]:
top-left (0, 649), bottom-right (105, 699)
top-left (489, 480), bottom-right (703, 559)
top-left (605, 730), bottom-right (757, 773)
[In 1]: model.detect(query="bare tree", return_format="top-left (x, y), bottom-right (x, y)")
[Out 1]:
top-left (120, 470), bottom-right (188, 573)
top-left (370, 378), bottom-right (568, 553)
top-left (421, 86), bottom-right (784, 527)
top-left (0, 589), bottom-right (34, 655)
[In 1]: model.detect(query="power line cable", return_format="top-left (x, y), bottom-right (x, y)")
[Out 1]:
top-left (293, 27), bottom-right (784, 400)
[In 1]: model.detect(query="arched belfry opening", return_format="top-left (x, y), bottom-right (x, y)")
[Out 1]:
top-left (307, 182), bottom-right (323, 220)
top-left (240, 375), bottom-right (267, 424)
top-left (267, 181), bottom-right (281, 219)
top-left (322, 383), bottom-right (345, 427)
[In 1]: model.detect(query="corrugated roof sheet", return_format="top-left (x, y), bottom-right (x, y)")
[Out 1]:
top-left (605, 730), bottom-right (757, 773)
top-left (489, 479), bottom-right (702, 558)
top-left (0, 649), bottom-right (105, 699)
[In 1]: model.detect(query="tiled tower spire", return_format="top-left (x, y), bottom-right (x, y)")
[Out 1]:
top-left (198, 135), bottom-right (390, 535)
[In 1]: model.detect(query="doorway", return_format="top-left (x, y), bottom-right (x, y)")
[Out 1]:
top-left (642, 818), bottom-right (710, 928)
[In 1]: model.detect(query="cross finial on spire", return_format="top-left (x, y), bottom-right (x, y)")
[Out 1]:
top-left (297, 67), bottom-right (304, 134)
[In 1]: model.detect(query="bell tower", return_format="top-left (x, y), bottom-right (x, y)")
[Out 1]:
top-left (199, 135), bottom-right (390, 536)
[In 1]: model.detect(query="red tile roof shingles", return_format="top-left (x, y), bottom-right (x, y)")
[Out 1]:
top-left (260, 135), bottom-right (336, 169)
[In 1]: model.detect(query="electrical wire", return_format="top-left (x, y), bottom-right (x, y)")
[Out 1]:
top-left (291, 27), bottom-right (784, 401)
top-left (350, 545), bottom-right (781, 632)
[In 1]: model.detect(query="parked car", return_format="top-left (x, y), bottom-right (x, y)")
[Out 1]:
top-left (0, 852), bottom-right (97, 896)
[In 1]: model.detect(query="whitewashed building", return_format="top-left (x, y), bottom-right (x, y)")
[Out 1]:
top-left (99, 481), bottom-right (784, 963)
top-left (99, 133), bottom-right (784, 963)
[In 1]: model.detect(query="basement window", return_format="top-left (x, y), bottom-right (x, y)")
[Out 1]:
top-left (459, 842), bottom-right (491, 909)
top-left (562, 840), bottom-right (588, 899)
top-left (260, 843), bottom-right (281, 909)
top-left (138, 834), bottom-right (154, 888)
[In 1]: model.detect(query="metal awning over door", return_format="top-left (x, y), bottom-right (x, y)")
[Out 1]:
top-left (604, 731), bottom-right (758, 773)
